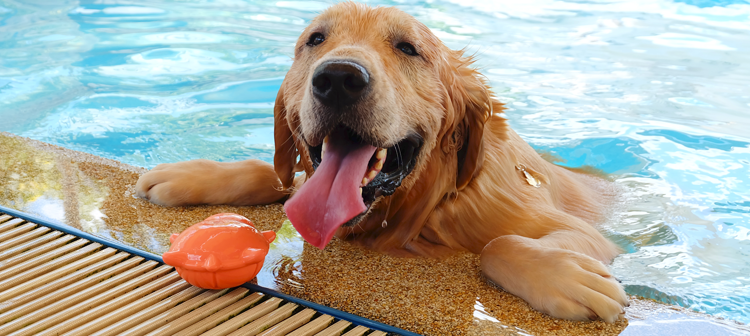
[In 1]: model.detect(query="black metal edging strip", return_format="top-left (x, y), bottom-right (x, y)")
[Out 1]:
top-left (0, 205), bottom-right (421, 336)
top-left (241, 283), bottom-right (422, 336)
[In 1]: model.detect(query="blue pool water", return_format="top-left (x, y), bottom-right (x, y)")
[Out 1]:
top-left (1, 0), bottom-right (749, 324)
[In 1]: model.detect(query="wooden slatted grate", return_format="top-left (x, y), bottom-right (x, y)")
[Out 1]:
top-left (0, 212), bottom-right (404, 336)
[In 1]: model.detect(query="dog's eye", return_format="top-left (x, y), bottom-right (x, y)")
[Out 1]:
top-left (307, 33), bottom-right (325, 46)
top-left (397, 42), bottom-right (418, 56)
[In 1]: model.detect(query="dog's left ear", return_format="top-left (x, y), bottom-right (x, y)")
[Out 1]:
top-left (440, 52), bottom-right (495, 191)
top-left (273, 82), bottom-right (300, 191)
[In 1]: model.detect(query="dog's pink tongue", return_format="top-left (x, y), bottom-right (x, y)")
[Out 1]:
top-left (284, 133), bottom-right (376, 249)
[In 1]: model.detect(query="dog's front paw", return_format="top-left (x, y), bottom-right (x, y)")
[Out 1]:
top-left (531, 249), bottom-right (628, 322)
top-left (135, 159), bottom-right (222, 206)
top-left (481, 236), bottom-right (628, 322)
top-left (135, 159), bottom-right (285, 207)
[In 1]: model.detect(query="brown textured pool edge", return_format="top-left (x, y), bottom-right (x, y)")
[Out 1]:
top-left (2, 132), bottom-right (748, 335)
top-left (0, 208), bottom-right (414, 336)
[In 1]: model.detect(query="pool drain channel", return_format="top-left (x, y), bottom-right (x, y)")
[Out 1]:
top-left (0, 206), bottom-right (419, 336)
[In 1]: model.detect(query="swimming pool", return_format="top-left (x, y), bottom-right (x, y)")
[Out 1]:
top-left (1, 0), bottom-right (749, 325)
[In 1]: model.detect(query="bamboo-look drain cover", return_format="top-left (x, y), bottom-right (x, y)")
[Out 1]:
top-left (0, 212), bottom-right (400, 336)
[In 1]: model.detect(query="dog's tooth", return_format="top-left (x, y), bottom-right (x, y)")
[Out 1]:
top-left (376, 148), bottom-right (387, 160)
top-left (359, 187), bottom-right (363, 195)
top-left (321, 141), bottom-right (327, 160)
top-left (361, 177), bottom-right (369, 187)
top-left (367, 170), bottom-right (378, 181)
top-left (374, 160), bottom-right (383, 171)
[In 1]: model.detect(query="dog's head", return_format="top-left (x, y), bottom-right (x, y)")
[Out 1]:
top-left (274, 2), bottom-right (505, 251)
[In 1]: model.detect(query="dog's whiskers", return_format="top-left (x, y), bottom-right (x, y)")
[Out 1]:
top-left (394, 143), bottom-right (404, 167)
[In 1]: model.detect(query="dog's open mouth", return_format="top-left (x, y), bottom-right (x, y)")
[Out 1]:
top-left (310, 127), bottom-right (422, 210)
top-left (284, 125), bottom-right (422, 249)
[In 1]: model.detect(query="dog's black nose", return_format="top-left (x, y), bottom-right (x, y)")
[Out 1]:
top-left (312, 60), bottom-right (369, 107)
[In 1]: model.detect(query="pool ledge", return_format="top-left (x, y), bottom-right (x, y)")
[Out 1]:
top-left (1, 132), bottom-right (747, 335)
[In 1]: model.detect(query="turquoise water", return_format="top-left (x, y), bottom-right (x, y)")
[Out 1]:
top-left (1, 0), bottom-right (749, 324)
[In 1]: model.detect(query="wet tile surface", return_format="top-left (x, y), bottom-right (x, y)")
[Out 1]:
top-left (2, 132), bottom-right (747, 335)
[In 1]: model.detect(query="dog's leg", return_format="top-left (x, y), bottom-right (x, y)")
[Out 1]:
top-left (480, 213), bottom-right (628, 322)
top-left (135, 159), bottom-right (287, 206)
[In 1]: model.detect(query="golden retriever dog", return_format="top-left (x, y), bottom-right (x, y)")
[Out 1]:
top-left (135, 2), bottom-right (628, 322)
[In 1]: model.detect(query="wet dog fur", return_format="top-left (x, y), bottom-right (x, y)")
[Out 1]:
top-left (136, 2), bottom-right (628, 322)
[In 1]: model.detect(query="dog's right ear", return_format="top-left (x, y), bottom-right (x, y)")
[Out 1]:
top-left (273, 82), bottom-right (299, 190)
top-left (437, 50), bottom-right (498, 192)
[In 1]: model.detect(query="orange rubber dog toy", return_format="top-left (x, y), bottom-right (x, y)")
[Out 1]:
top-left (162, 213), bottom-right (276, 289)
